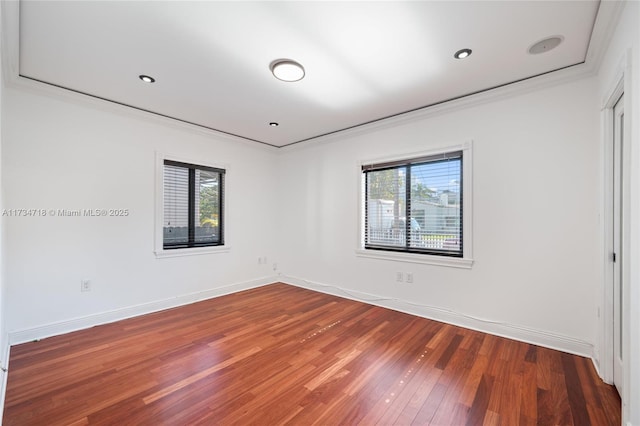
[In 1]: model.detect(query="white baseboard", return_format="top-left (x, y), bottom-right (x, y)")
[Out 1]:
top-left (8, 276), bottom-right (278, 345)
top-left (282, 275), bottom-right (594, 359)
top-left (5, 273), bottom-right (596, 367)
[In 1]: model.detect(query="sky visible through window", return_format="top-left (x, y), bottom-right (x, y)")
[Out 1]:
top-left (411, 159), bottom-right (460, 200)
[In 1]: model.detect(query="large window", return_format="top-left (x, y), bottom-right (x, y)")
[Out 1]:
top-left (163, 160), bottom-right (224, 250)
top-left (362, 150), bottom-right (463, 257)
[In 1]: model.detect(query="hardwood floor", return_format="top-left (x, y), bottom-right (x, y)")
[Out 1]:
top-left (3, 283), bottom-right (620, 425)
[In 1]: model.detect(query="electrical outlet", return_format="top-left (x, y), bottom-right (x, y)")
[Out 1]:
top-left (406, 272), bottom-right (413, 283)
top-left (396, 272), bottom-right (403, 282)
top-left (80, 280), bottom-right (91, 292)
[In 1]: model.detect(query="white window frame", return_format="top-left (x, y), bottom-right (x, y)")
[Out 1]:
top-left (356, 141), bottom-right (473, 269)
top-left (154, 152), bottom-right (230, 258)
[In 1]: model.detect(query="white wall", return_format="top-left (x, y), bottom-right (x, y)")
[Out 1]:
top-left (277, 76), bottom-right (601, 355)
top-left (596, 2), bottom-right (640, 424)
top-left (2, 83), bottom-right (279, 338)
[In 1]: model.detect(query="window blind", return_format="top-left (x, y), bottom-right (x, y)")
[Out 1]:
top-left (163, 160), bottom-right (225, 249)
top-left (363, 151), bottom-right (462, 257)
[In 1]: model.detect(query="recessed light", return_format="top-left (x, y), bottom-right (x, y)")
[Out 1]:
top-left (528, 36), bottom-right (564, 55)
top-left (454, 49), bottom-right (472, 60)
top-left (269, 122), bottom-right (279, 127)
top-left (270, 60), bottom-right (305, 82)
top-left (139, 75), bottom-right (155, 83)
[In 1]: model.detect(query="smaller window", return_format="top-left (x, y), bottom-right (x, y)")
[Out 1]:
top-left (163, 160), bottom-right (225, 250)
top-left (362, 150), bottom-right (463, 257)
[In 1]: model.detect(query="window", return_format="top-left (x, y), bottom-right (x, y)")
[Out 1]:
top-left (362, 149), bottom-right (465, 258)
top-left (163, 160), bottom-right (225, 250)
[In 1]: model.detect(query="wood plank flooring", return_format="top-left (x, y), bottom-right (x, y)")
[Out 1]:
top-left (3, 283), bottom-right (620, 425)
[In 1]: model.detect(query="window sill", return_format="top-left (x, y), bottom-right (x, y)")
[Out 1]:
top-left (155, 245), bottom-right (231, 259)
top-left (355, 249), bottom-right (473, 269)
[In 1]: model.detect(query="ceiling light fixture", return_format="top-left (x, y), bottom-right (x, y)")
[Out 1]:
top-left (528, 36), bottom-right (564, 55)
top-left (270, 60), bottom-right (305, 82)
top-left (269, 122), bottom-right (279, 127)
top-left (454, 49), bottom-right (472, 60)
top-left (139, 75), bottom-right (155, 83)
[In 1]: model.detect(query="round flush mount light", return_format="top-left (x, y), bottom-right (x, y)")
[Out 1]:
top-left (269, 122), bottom-right (279, 127)
top-left (528, 36), bottom-right (564, 55)
top-left (270, 60), bottom-right (305, 82)
top-left (454, 48), bottom-right (472, 59)
top-left (139, 75), bottom-right (155, 83)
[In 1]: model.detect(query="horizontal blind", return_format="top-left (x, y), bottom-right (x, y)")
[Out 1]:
top-left (163, 164), bottom-right (189, 246)
top-left (163, 160), bottom-right (225, 249)
top-left (362, 151), bottom-right (461, 172)
top-left (363, 151), bottom-right (462, 257)
top-left (408, 156), bottom-right (462, 255)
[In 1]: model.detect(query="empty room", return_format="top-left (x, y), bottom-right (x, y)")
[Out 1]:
top-left (0, 1), bottom-right (638, 425)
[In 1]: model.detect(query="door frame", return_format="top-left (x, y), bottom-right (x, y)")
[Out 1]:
top-left (599, 52), bottom-right (631, 402)
top-left (612, 92), bottom-right (624, 394)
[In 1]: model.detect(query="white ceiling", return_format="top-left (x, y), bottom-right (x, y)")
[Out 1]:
top-left (19, 1), bottom-right (603, 147)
